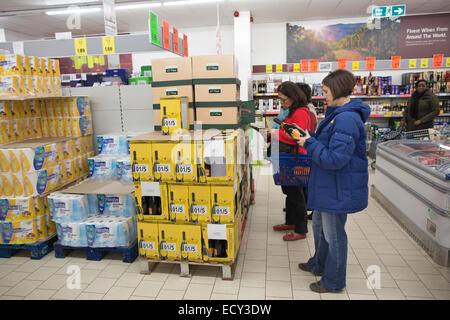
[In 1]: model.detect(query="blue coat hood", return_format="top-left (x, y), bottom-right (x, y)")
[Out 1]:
top-left (304, 99), bottom-right (370, 214)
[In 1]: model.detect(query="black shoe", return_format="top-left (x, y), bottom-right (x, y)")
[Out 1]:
top-left (283, 208), bottom-right (286, 212)
top-left (298, 263), bottom-right (322, 276)
top-left (309, 281), bottom-right (343, 294)
top-left (307, 213), bottom-right (313, 220)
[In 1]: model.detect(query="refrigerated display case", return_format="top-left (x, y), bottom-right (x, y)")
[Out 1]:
top-left (371, 140), bottom-right (450, 266)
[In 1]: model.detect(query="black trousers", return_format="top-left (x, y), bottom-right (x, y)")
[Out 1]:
top-left (281, 185), bottom-right (308, 234)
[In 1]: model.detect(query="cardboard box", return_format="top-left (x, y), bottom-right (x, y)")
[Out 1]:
top-left (158, 222), bottom-right (180, 260)
top-left (195, 104), bottom-right (240, 129)
top-left (179, 224), bottom-right (202, 262)
top-left (134, 181), bottom-right (169, 222)
top-left (211, 184), bottom-right (238, 224)
top-left (194, 81), bottom-right (240, 102)
top-left (152, 57), bottom-right (192, 82)
top-left (138, 221), bottom-right (159, 259)
top-left (192, 55), bottom-right (236, 79)
top-left (201, 222), bottom-right (238, 263)
top-left (152, 82), bottom-right (194, 105)
top-left (188, 184), bottom-right (211, 223)
top-left (130, 141), bottom-right (153, 182)
top-left (168, 184), bottom-right (190, 223)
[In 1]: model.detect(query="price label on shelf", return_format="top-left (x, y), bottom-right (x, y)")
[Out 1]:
top-left (352, 61), bottom-right (359, 70)
top-left (338, 58), bottom-right (347, 70)
top-left (102, 36), bottom-right (115, 54)
top-left (293, 63), bottom-right (300, 72)
top-left (391, 56), bottom-right (401, 69)
top-left (446, 58), bottom-right (450, 68)
top-left (365, 57), bottom-right (376, 70)
top-left (432, 54), bottom-right (443, 68)
top-left (266, 65), bottom-right (273, 73)
top-left (310, 59), bottom-right (319, 72)
top-left (420, 58), bottom-right (428, 68)
top-left (74, 38), bottom-right (87, 56)
top-left (409, 59), bottom-right (417, 69)
top-left (276, 64), bottom-right (283, 73)
top-left (300, 59), bottom-right (310, 72)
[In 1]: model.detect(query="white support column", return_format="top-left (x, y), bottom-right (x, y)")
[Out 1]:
top-left (234, 11), bottom-right (252, 102)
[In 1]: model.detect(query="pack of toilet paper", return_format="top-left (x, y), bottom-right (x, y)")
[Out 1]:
top-left (48, 193), bottom-right (89, 223)
top-left (0, 197), bottom-right (35, 221)
top-left (85, 215), bottom-right (136, 248)
top-left (96, 134), bottom-right (129, 155)
top-left (23, 165), bottom-right (62, 196)
top-left (116, 157), bottom-right (132, 182)
top-left (55, 221), bottom-right (88, 247)
top-left (86, 194), bottom-right (135, 216)
top-left (88, 155), bottom-right (117, 180)
top-left (0, 218), bottom-right (37, 244)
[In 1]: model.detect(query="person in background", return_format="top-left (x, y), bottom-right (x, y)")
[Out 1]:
top-left (272, 107), bottom-right (290, 129)
top-left (294, 69), bottom-right (370, 293)
top-left (297, 83), bottom-right (318, 221)
top-left (270, 81), bottom-right (311, 241)
top-left (400, 79), bottom-right (440, 131)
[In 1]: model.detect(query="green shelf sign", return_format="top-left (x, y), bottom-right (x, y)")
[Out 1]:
top-left (372, 5), bottom-right (405, 18)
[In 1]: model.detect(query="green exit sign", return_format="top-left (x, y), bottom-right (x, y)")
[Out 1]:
top-left (372, 5), bottom-right (405, 18)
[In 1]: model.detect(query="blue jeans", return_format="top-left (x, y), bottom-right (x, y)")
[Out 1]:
top-left (306, 211), bottom-right (348, 290)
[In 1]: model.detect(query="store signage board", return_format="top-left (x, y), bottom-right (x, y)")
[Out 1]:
top-left (149, 10), bottom-right (160, 46)
top-left (163, 20), bottom-right (170, 50)
top-left (102, 36), bottom-right (115, 54)
top-left (366, 57), bottom-right (376, 70)
top-left (338, 58), bottom-right (347, 70)
top-left (103, 0), bottom-right (117, 36)
top-left (372, 5), bottom-right (405, 18)
top-left (409, 59), bottom-right (417, 68)
top-left (173, 27), bottom-right (179, 54)
top-left (183, 34), bottom-right (188, 57)
top-left (391, 56), bottom-right (401, 69)
top-left (421, 58), bottom-right (428, 68)
top-left (432, 54), bottom-right (444, 68)
top-left (74, 38), bottom-right (87, 56)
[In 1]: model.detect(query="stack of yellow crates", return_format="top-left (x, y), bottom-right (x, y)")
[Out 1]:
top-left (0, 54), bottom-right (61, 98)
top-left (132, 128), bottom-right (249, 264)
top-left (0, 96), bottom-right (94, 245)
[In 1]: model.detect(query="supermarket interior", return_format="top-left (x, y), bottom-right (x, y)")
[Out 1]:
top-left (0, 0), bottom-right (449, 304)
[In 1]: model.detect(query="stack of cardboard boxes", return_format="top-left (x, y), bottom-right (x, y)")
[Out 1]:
top-left (0, 54), bottom-right (61, 98)
top-left (131, 127), bottom-right (250, 264)
top-left (151, 55), bottom-right (241, 133)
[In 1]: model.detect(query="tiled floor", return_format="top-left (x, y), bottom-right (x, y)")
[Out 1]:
top-left (0, 164), bottom-right (449, 300)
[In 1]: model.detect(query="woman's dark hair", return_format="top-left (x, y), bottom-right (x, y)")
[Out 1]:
top-left (415, 79), bottom-right (428, 88)
top-left (277, 81), bottom-right (308, 116)
top-left (297, 83), bottom-right (312, 103)
top-left (322, 69), bottom-right (356, 100)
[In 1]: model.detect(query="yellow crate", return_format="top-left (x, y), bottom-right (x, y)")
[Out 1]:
top-left (130, 141), bottom-right (154, 182)
top-left (201, 222), bottom-right (239, 263)
top-left (188, 184), bottom-right (212, 224)
top-left (160, 97), bottom-right (190, 135)
top-left (211, 184), bottom-right (238, 224)
top-left (134, 181), bottom-right (169, 222)
top-left (151, 142), bottom-right (175, 182)
top-left (168, 184), bottom-right (190, 223)
top-left (138, 221), bottom-right (160, 259)
top-left (158, 222), bottom-right (180, 261)
top-left (179, 224), bottom-right (203, 262)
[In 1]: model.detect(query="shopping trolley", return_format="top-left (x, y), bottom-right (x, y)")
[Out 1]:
top-left (402, 128), bottom-right (438, 140)
top-left (271, 152), bottom-right (311, 186)
top-left (368, 128), bottom-right (404, 169)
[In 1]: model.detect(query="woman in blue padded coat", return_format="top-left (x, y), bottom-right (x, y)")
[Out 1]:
top-left (294, 69), bottom-right (371, 293)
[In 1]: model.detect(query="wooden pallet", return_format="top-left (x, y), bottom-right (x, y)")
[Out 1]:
top-left (0, 233), bottom-right (57, 260)
top-left (139, 256), bottom-right (238, 280)
top-left (54, 239), bottom-right (138, 263)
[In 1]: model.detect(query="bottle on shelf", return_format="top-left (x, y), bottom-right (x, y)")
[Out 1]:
top-left (161, 106), bottom-right (169, 135)
top-left (190, 193), bottom-right (198, 223)
top-left (139, 229), bottom-right (146, 258)
top-left (169, 191), bottom-right (176, 222)
top-left (212, 193), bottom-right (219, 224)
top-left (152, 150), bottom-right (161, 182)
top-left (175, 151), bottom-right (183, 182)
top-left (132, 151), bottom-right (139, 183)
top-left (159, 230), bottom-right (168, 260)
top-left (180, 231), bottom-right (188, 261)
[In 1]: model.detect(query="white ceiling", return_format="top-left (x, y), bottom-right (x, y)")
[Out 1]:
top-left (0, 0), bottom-right (449, 39)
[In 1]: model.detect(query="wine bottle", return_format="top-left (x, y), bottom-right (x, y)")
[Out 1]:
top-left (190, 193), bottom-right (198, 223)
top-left (273, 118), bottom-right (306, 139)
top-left (170, 191), bottom-right (176, 222)
top-left (175, 151), bottom-right (183, 182)
top-left (152, 150), bottom-right (161, 182)
top-left (161, 106), bottom-right (169, 135)
top-left (139, 229), bottom-right (146, 258)
top-left (197, 156), bottom-right (207, 183)
top-left (212, 193), bottom-right (219, 224)
top-left (132, 151), bottom-right (139, 183)
top-left (159, 230), bottom-right (168, 260)
top-left (180, 231), bottom-right (188, 261)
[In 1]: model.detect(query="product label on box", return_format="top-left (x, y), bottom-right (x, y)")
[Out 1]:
top-left (133, 164), bottom-right (148, 173)
top-left (192, 205), bottom-right (207, 215)
top-left (177, 164), bottom-right (193, 174)
top-left (165, 89), bottom-right (178, 96)
top-left (162, 118), bottom-right (178, 127)
top-left (141, 182), bottom-right (160, 197)
top-left (170, 204), bottom-right (185, 214)
top-left (207, 224), bottom-right (227, 240)
top-left (143, 71), bottom-right (152, 77)
top-left (161, 242), bottom-right (177, 251)
top-left (165, 66), bottom-right (178, 73)
top-left (138, 80), bottom-right (147, 85)
top-left (155, 164), bottom-right (170, 173)
top-left (208, 87), bottom-right (222, 94)
top-left (141, 241), bottom-right (156, 250)
top-left (214, 206), bottom-right (230, 215)
top-left (210, 109), bottom-right (222, 117)
top-left (182, 244), bottom-right (198, 253)
top-left (206, 63), bottom-right (219, 71)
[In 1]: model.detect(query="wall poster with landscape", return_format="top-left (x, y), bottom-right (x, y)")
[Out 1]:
top-left (287, 13), bottom-right (449, 62)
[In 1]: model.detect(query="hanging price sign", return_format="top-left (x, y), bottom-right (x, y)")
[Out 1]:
top-left (432, 54), bottom-right (443, 68)
top-left (420, 58), bottom-right (428, 68)
top-left (293, 63), bottom-right (300, 72)
top-left (391, 56), bottom-right (401, 69)
top-left (276, 64), bottom-right (283, 73)
top-left (309, 59), bottom-right (319, 72)
top-left (102, 36), bottom-right (115, 54)
top-left (338, 58), bottom-right (347, 70)
top-left (266, 65), bottom-right (273, 73)
top-left (74, 38), bottom-right (87, 56)
top-left (300, 60), bottom-right (310, 72)
top-left (409, 59), bottom-right (417, 69)
top-left (365, 57), bottom-right (376, 70)
top-left (162, 20), bottom-right (170, 50)
top-left (352, 61), bottom-right (359, 70)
